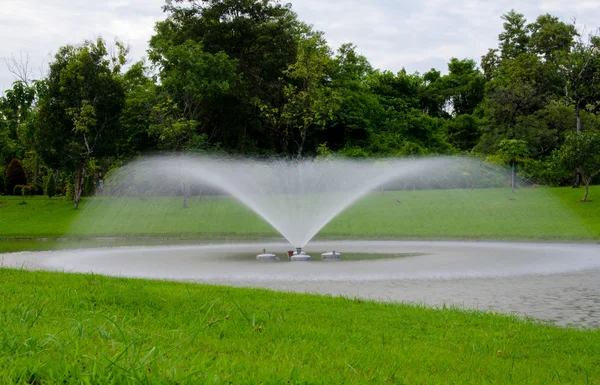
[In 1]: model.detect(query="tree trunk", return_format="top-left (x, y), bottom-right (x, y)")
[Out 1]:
top-left (574, 106), bottom-right (582, 188)
top-left (583, 182), bottom-right (590, 202)
top-left (576, 105), bottom-right (582, 133)
top-left (34, 156), bottom-right (40, 184)
top-left (183, 192), bottom-right (189, 208)
top-left (511, 162), bottom-right (515, 194)
top-left (73, 159), bottom-right (87, 210)
top-left (178, 150), bottom-right (189, 208)
top-left (297, 124), bottom-right (308, 159)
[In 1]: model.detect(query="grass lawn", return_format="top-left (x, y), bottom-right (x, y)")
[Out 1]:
top-left (1, 186), bottom-right (599, 244)
top-left (1, 268), bottom-right (599, 384)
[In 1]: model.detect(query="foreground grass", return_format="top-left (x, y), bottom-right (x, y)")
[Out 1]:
top-left (1, 187), bottom-right (599, 243)
top-left (1, 269), bottom-right (599, 384)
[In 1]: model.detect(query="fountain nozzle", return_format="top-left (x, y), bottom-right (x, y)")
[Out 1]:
top-left (296, 247), bottom-right (302, 254)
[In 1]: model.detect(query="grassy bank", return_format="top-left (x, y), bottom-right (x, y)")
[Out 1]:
top-left (1, 268), bottom-right (599, 384)
top-left (1, 187), bottom-right (599, 243)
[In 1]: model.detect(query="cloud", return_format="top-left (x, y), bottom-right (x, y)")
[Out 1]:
top-left (1, 0), bottom-right (600, 92)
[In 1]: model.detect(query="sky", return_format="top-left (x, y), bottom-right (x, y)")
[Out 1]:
top-left (1, 0), bottom-right (600, 92)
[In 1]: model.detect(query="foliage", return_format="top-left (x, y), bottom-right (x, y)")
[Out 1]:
top-left (4, 158), bottom-right (27, 195)
top-left (37, 37), bottom-right (126, 208)
top-left (13, 185), bottom-right (23, 196)
top-left (22, 184), bottom-right (37, 197)
top-left (83, 176), bottom-right (95, 197)
top-left (0, 174), bottom-right (4, 194)
top-left (45, 174), bottom-right (56, 198)
top-left (555, 130), bottom-right (600, 201)
top-left (496, 139), bottom-right (530, 167)
top-left (65, 183), bottom-right (75, 201)
top-left (1, 3), bottom-right (600, 199)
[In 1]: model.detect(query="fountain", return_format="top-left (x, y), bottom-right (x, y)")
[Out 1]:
top-left (105, 155), bottom-right (498, 249)
top-left (256, 248), bottom-right (277, 261)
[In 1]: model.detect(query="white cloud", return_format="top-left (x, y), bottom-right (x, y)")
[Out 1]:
top-left (1, 0), bottom-right (600, 91)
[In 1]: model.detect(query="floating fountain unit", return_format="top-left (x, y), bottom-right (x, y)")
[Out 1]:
top-left (288, 247), bottom-right (311, 261)
top-left (321, 250), bottom-right (341, 260)
top-left (256, 249), bottom-right (278, 261)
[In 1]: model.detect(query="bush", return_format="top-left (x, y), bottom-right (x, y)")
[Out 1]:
top-left (84, 176), bottom-right (95, 197)
top-left (46, 175), bottom-right (56, 198)
top-left (13, 185), bottom-right (24, 196)
top-left (34, 183), bottom-right (44, 195)
top-left (5, 159), bottom-right (27, 195)
top-left (23, 184), bottom-right (37, 197)
top-left (55, 187), bottom-right (63, 196)
top-left (0, 174), bottom-right (4, 194)
top-left (65, 183), bottom-right (74, 201)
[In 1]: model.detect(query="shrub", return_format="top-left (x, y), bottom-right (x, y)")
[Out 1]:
top-left (34, 183), bottom-right (44, 195)
top-left (65, 183), bottom-right (74, 201)
top-left (55, 187), bottom-right (63, 196)
top-left (5, 159), bottom-right (27, 195)
top-left (84, 176), bottom-right (95, 197)
top-left (46, 175), bottom-right (56, 198)
top-left (23, 184), bottom-right (36, 197)
top-left (13, 185), bottom-right (24, 196)
top-left (0, 174), bottom-right (4, 194)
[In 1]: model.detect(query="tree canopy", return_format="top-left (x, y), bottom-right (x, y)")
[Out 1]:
top-left (2, 2), bottom-right (600, 203)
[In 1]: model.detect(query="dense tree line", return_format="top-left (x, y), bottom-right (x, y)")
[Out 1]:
top-left (2, 1), bottom-right (600, 207)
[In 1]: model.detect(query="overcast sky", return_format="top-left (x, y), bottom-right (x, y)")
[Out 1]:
top-left (1, 0), bottom-right (600, 92)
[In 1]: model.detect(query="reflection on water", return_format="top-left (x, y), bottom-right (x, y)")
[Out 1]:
top-left (2, 240), bottom-right (599, 327)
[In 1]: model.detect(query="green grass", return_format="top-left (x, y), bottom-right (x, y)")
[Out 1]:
top-left (1, 268), bottom-right (599, 384)
top-left (1, 187), bottom-right (599, 244)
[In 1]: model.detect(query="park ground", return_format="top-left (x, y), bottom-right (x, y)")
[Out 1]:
top-left (1, 268), bottom-right (600, 384)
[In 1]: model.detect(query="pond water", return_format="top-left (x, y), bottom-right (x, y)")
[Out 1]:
top-left (2, 240), bottom-right (599, 327)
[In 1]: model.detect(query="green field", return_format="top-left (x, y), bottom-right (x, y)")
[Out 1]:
top-left (0, 268), bottom-right (598, 384)
top-left (1, 187), bottom-right (599, 244)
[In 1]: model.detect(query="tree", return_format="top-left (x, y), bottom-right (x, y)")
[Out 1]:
top-left (444, 58), bottom-right (485, 116)
top-left (528, 14), bottom-right (578, 62)
top-left (263, 31), bottom-right (339, 158)
top-left (4, 158), bottom-right (27, 195)
top-left (556, 131), bottom-right (600, 201)
top-left (498, 10), bottom-right (530, 61)
top-left (557, 32), bottom-right (600, 186)
top-left (37, 38), bottom-right (126, 209)
top-left (496, 139), bottom-right (529, 193)
top-left (45, 173), bottom-right (56, 198)
top-left (150, 0), bottom-right (301, 153)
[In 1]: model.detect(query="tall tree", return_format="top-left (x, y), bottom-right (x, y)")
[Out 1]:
top-left (496, 139), bottom-right (529, 193)
top-left (150, 0), bottom-right (301, 153)
top-left (498, 10), bottom-right (530, 61)
top-left (37, 38), bottom-right (126, 209)
top-left (261, 30), bottom-right (339, 157)
top-left (528, 14), bottom-right (578, 62)
top-left (556, 131), bottom-right (600, 201)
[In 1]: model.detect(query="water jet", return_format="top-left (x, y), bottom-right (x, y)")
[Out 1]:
top-left (104, 155), bottom-right (502, 249)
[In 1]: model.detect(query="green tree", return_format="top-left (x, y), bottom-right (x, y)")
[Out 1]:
top-left (45, 173), bottom-right (56, 198)
top-left (445, 58), bottom-right (485, 116)
top-left (150, 0), bottom-right (301, 153)
top-left (498, 10), bottom-right (530, 60)
top-left (117, 62), bottom-right (160, 159)
top-left (556, 131), bottom-right (600, 202)
top-left (496, 139), bottom-right (529, 193)
top-left (4, 158), bottom-right (27, 195)
top-left (528, 14), bottom-right (578, 61)
top-left (37, 38), bottom-right (126, 209)
top-left (265, 31), bottom-right (339, 158)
